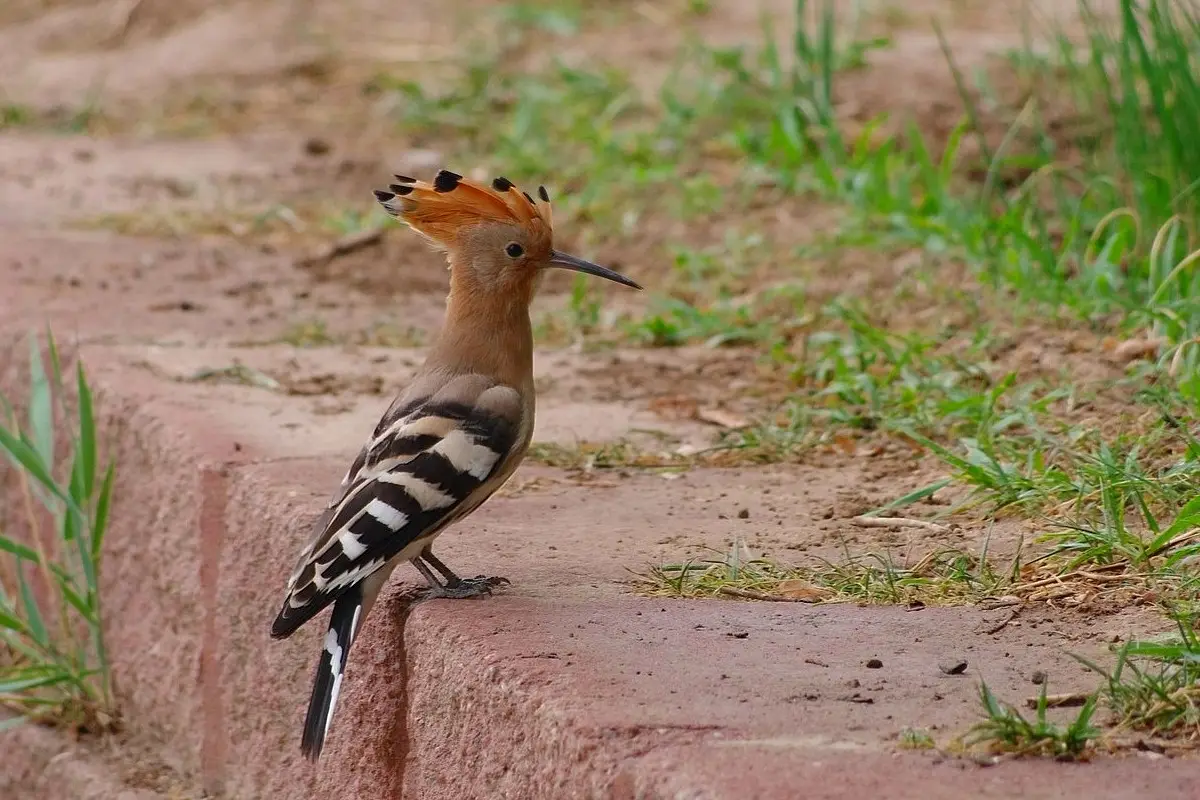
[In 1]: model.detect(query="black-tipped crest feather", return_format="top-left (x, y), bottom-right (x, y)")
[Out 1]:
top-left (433, 170), bottom-right (462, 192)
top-left (371, 169), bottom-right (552, 246)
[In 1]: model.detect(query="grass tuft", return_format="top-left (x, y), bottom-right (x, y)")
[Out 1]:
top-left (960, 681), bottom-right (1101, 760)
top-left (0, 332), bottom-right (116, 734)
top-left (1077, 614), bottom-right (1200, 740)
top-left (633, 540), bottom-right (1011, 606)
top-left (897, 727), bottom-right (936, 750)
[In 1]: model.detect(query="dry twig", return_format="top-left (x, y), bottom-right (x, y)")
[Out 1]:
top-left (718, 586), bottom-right (816, 603)
top-left (1024, 692), bottom-right (1090, 709)
top-left (851, 515), bottom-right (950, 533)
top-left (982, 607), bottom-right (1021, 635)
top-left (297, 228), bottom-right (385, 270)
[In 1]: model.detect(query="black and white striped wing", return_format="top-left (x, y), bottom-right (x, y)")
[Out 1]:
top-left (270, 379), bottom-right (523, 638)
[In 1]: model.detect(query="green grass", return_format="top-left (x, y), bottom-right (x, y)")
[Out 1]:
top-left (0, 103), bottom-right (32, 128)
top-left (0, 101), bottom-right (102, 133)
top-left (371, 56), bottom-right (658, 229)
top-left (1039, 474), bottom-right (1200, 571)
top-left (527, 439), bottom-right (689, 471)
top-left (717, 1), bottom-right (1200, 618)
top-left (730, 304), bottom-right (1028, 439)
top-left (320, 208), bottom-right (381, 236)
top-left (958, 612), bottom-right (1200, 755)
top-left (961, 681), bottom-right (1101, 759)
top-left (897, 727), bottom-right (936, 750)
top-left (377, 0), bottom-right (1200, 374)
top-left (1078, 614), bottom-right (1200, 739)
top-left (0, 332), bottom-right (116, 733)
top-left (625, 293), bottom-right (787, 348)
top-left (368, 0), bottom-right (891, 235)
top-left (739, 0), bottom-right (1200, 392)
top-left (277, 318), bottom-right (338, 348)
top-left (634, 540), bottom-right (1012, 606)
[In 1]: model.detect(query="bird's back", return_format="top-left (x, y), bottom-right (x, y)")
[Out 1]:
top-left (270, 369), bottom-right (533, 639)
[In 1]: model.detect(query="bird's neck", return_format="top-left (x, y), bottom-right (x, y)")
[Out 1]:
top-left (427, 268), bottom-right (535, 390)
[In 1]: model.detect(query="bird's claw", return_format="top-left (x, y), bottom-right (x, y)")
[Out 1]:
top-left (424, 575), bottom-right (510, 600)
top-left (468, 574), bottom-right (511, 587)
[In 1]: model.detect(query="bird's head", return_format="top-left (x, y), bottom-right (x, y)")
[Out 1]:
top-left (374, 170), bottom-right (641, 302)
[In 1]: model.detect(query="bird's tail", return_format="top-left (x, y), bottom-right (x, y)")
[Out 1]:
top-left (300, 587), bottom-right (363, 761)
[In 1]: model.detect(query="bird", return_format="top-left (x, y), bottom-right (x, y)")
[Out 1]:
top-left (269, 169), bottom-right (642, 761)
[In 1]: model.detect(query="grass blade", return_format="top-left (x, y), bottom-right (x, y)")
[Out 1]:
top-left (91, 463), bottom-right (115, 561)
top-left (0, 607), bottom-right (32, 636)
top-left (26, 335), bottom-right (54, 474)
top-left (864, 479), bottom-right (953, 517)
top-left (0, 425), bottom-right (71, 511)
top-left (75, 361), bottom-right (97, 498)
top-left (16, 567), bottom-right (48, 648)
top-left (0, 535), bottom-right (40, 562)
top-left (0, 669), bottom-right (71, 695)
top-left (1, 332), bottom-right (116, 731)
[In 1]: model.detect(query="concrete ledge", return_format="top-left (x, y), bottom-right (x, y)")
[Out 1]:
top-left (4, 331), bottom-right (1200, 799)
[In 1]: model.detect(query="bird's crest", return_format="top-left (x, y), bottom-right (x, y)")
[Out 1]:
top-left (374, 169), bottom-right (553, 248)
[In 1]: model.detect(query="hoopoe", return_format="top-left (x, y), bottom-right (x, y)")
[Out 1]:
top-left (269, 169), bottom-right (641, 760)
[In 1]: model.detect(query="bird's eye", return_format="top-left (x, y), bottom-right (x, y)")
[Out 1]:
top-left (505, 242), bottom-right (524, 258)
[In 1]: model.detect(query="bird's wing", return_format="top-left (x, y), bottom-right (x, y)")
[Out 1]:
top-left (270, 372), bottom-right (525, 639)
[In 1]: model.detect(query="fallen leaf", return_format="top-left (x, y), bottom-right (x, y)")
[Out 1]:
top-left (831, 432), bottom-right (857, 455)
top-left (1112, 337), bottom-right (1165, 362)
top-left (1024, 692), bottom-right (1090, 709)
top-left (649, 394), bottom-right (699, 420)
top-left (696, 407), bottom-right (749, 429)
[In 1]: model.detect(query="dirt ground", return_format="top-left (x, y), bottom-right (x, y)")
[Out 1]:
top-left (1, 0), bottom-right (1179, 796)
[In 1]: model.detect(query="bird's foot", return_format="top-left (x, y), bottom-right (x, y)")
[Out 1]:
top-left (425, 575), bottom-right (510, 600)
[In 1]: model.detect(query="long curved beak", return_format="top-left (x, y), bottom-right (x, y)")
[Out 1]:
top-left (548, 250), bottom-right (642, 290)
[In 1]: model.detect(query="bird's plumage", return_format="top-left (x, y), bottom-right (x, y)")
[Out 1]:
top-left (272, 169), bottom-right (638, 761)
top-left (270, 373), bottom-right (529, 639)
top-left (299, 584), bottom-right (361, 755)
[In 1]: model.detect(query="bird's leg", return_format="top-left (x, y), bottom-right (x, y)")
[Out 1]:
top-left (419, 548), bottom-right (464, 585)
top-left (411, 547), bottom-right (509, 599)
top-left (422, 546), bottom-right (509, 591)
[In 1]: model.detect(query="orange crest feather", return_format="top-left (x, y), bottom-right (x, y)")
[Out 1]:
top-left (375, 169), bottom-right (553, 248)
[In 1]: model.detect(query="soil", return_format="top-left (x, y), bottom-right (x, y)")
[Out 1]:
top-left (0, 1), bottom-right (1179, 797)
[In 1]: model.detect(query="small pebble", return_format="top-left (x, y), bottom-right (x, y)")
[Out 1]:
top-left (737, 508), bottom-right (750, 519)
top-left (1031, 670), bottom-right (1047, 685)
top-left (865, 658), bottom-right (883, 669)
top-left (304, 136), bottom-right (332, 156)
top-left (939, 659), bottom-right (968, 675)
